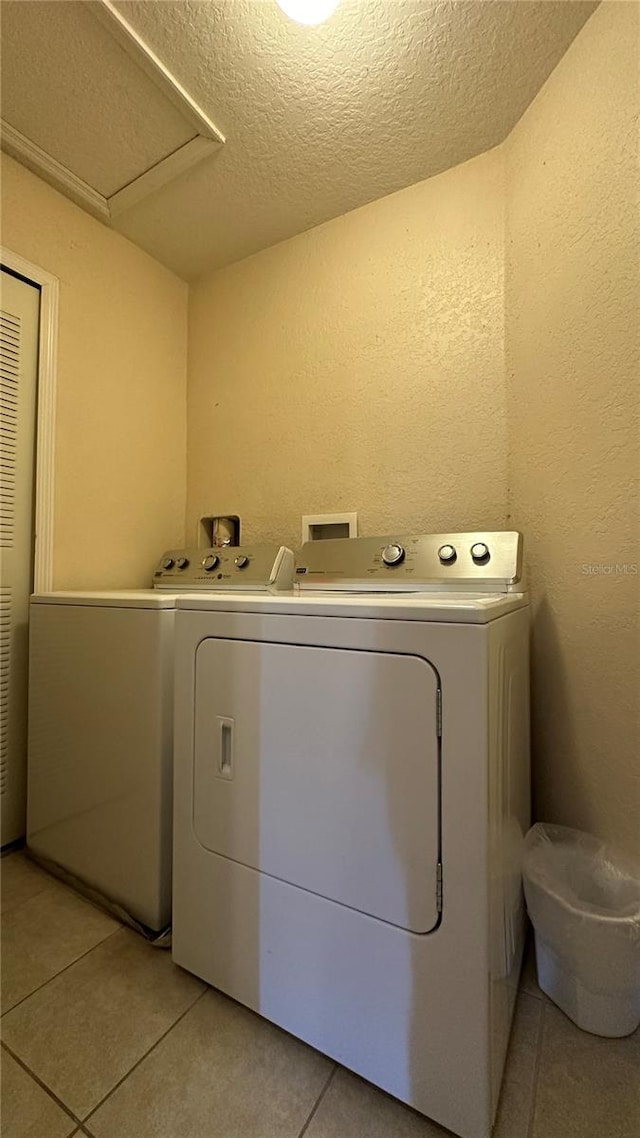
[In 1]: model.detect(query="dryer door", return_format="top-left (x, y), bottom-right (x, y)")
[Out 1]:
top-left (193, 638), bottom-right (440, 933)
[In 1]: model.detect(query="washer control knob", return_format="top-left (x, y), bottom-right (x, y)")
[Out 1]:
top-left (471, 542), bottom-right (490, 563)
top-left (438, 544), bottom-right (457, 564)
top-left (234, 555), bottom-right (249, 569)
top-left (176, 557), bottom-right (190, 570)
top-left (381, 543), bottom-right (405, 567)
top-left (202, 554), bottom-right (219, 571)
top-left (160, 557), bottom-right (174, 571)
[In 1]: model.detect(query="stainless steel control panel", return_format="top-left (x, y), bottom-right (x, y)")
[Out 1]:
top-left (295, 532), bottom-right (523, 592)
top-left (153, 546), bottom-right (294, 592)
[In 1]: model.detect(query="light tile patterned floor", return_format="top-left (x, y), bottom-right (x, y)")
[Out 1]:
top-left (1, 851), bottom-right (638, 1138)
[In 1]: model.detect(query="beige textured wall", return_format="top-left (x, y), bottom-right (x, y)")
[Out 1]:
top-left (1, 155), bottom-right (188, 589)
top-left (188, 147), bottom-right (507, 552)
top-left (506, 1), bottom-right (640, 858)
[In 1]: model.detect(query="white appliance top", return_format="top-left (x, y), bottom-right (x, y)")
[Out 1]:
top-left (31, 590), bottom-right (180, 608)
top-left (30, 544), bottom-right (295, 608)
top-left (176, 532), bottom-right (526, 623)
top-left (32, 534), bottom-right (526, 620)
top-left (175, 591), bottom-right (527, 624)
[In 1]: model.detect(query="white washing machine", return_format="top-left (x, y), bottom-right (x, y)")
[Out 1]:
top-left (172, 531), bottom-right (530, 1138)
top-left (27, 545), bottom-right (293, 933)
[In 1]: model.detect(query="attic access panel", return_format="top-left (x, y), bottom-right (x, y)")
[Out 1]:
top-left (0, 0), bottom-right (224, 222)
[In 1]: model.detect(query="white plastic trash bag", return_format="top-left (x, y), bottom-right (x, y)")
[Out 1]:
top-left (523, 823), bottom-right (640, 1037)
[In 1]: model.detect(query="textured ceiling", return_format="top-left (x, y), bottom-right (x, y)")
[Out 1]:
top-left (2, 0), bottom-right (598, 278)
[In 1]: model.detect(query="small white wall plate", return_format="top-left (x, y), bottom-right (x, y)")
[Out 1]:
top-left (302, 513), bottom-right (358, 544)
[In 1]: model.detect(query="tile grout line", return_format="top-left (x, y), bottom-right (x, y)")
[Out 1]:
top-left (1, 924), bottom-right (124, 1019)
top-left (81, 984), bottom-right (209, 1132)
top-left (297, 1064), bottom-right (338, 1138)
top-left (1, 1039), bottom-right (83, 1129)
top-left (526, 998), bottom-right (547, 1138)
top-left (1, 882), bottom-right (51, 920)
top-left (1, 854), bottom-right (117, 924)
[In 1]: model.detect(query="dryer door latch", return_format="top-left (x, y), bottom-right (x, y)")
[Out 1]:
top-left (217, 716), bottom-right (235, 780)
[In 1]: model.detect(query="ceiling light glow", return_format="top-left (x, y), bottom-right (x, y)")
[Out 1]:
top-left (276, 0), bottom-right (339, 26)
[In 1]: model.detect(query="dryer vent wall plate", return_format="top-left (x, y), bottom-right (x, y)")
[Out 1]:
top-left (302, 513), bottom-right (358, 544)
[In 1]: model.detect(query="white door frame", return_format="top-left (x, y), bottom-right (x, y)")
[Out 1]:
top-left (1, 248), bottom-right (58, 592)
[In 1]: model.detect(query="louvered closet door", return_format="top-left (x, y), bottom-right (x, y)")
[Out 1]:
top-left (1, 269), bottom-right (40, 845)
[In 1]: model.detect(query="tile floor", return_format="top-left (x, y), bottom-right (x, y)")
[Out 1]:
top-left (1, 850), bottom-right (638, 1138)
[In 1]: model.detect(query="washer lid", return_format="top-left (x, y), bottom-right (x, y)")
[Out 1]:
top-left (30, 590), bottom-right (179, 608)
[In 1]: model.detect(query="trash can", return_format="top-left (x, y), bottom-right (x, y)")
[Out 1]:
top-left (523, 823), bottom-right (640, 1037)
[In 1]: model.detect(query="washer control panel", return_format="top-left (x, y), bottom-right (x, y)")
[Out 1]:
top-left (295, 532), bottom-right (523, 592)
top-left (153, 546), bottom-right (294, 592)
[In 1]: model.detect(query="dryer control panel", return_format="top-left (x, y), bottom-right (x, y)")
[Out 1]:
top-left (153, 545), bottom-right (294, 592)
top-left (295, 531), bottom-right (523, 592)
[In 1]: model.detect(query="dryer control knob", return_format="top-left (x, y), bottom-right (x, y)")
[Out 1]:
top-left (471, 542), bottom-right (490, 563)
top-left (438, 544), bottom-right (457, 564)
top-left (202, 554), bottom-right (219, 571)
top-left (381, 543), bottom-right (405, 567)
top-left (234, 555), bottom-right (249, 569)
top-left (176, 557), bottom-right (190, 570)
top-left (160, 557), bottom-right (174, 571)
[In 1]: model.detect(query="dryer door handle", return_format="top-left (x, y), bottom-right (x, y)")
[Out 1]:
top-left (217, 716), bottom-right (234, 780)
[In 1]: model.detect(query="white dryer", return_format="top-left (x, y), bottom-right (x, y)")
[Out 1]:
top-left (27, 545), bottom-right (292, 933)
top-left (171, 531), bottom-right (530, 1138)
